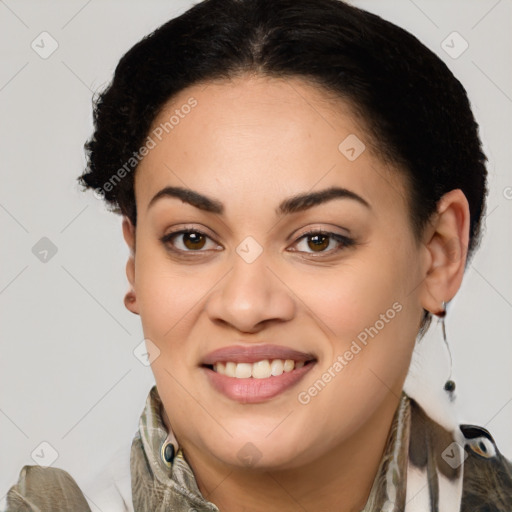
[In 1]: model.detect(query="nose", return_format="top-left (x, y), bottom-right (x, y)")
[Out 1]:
top-left (205, 252), bottom-right (296, 334)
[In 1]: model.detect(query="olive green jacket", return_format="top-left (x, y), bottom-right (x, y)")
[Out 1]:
top-left (4, 385), bottom-right (512, 511)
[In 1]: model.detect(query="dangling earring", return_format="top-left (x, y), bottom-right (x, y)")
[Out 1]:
top-left (436, 301), bottom-right (456, 394)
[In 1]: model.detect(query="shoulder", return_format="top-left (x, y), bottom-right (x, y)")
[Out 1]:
top-left (4, 465), bottom-right (91, 512)
top-left (4, 445), bottom-right (132, 512)
top-left (460, 423), bottom-right (512, 511)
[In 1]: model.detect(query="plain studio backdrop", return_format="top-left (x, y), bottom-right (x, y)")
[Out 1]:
top-left (1, 0), bottom-right (511, 507)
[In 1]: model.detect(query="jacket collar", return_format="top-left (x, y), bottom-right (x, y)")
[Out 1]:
top-left (131, 385), bottom-right (219, 511)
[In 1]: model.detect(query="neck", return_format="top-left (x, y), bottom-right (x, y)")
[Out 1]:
top-left (181, 393), bottom-right (402, 512)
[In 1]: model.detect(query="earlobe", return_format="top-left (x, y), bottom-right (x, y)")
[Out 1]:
top-left (124, 287), bottom-right (139, 315)
top-left (122, 216), bottom-right (139, 315)
top-left (419, 189), bottom-right (470, 314)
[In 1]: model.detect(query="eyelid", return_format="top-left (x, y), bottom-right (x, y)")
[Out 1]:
top-left (161, 223), bottom-right (218, 240)
top-left (291, 224), bottom-right (352, 240)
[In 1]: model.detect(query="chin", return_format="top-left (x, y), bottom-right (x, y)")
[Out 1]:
top-left (210, 436), bottom-right (314, 472)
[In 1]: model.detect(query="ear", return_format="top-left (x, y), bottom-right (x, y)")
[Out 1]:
top-left (122, 216), bottom-right (139, 315)
top-left (419, 189), bottom-right (470, 314)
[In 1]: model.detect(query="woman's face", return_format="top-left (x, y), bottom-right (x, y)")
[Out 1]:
top-left (125, 74), bottom-right (430, 471)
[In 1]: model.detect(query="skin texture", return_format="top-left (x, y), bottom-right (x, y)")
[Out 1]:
top-left (121, 73), bottom-right (470, 511)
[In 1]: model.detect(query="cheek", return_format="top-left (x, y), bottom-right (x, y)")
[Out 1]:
top-left (291, 253), bottom-right (410, 341)
top-left (134, 243), bottom-right (205, 347)
top-left (292, 243), bottom-right (420, 392)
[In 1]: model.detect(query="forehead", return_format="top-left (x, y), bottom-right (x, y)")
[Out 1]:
top-left (134, 73), bottom-right (408, 218)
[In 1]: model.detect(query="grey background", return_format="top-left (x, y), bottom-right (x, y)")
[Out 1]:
top-left (1, 0), bottom-right (511, 506)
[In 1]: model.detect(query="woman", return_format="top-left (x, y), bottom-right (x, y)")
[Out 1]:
top-left (5, 0), bottom-right (511, 510)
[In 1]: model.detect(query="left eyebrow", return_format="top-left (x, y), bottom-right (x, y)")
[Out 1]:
top-left (276, 186), bottom-right (371, 215)
top-left (146, 185), bottom-right (371, 216)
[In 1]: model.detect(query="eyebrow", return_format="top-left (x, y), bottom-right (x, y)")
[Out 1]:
top-left (147, 185), bottom-right (371, 215)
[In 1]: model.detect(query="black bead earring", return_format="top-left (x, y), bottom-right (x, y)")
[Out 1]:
top-left (436, 301), bottom-right (456, 395)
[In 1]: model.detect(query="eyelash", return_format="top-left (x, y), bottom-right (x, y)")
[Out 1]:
top-left (159, 227), bottom-right (355, 257)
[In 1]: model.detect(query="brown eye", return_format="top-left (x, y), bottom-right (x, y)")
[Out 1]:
top-left (307, 233), bottom-right (330, 252)
top-left (182, 232), bottom-right (206, 250)
top-left (160, 229), bottom-right (221, 253)
top-left (291, 230), bottom-right (354, 255)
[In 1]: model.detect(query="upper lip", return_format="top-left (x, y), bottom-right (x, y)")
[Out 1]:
top-left (201, 344), bottom-right (317, 365)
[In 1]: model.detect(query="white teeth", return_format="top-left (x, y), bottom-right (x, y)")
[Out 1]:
top-left (225, 361), bottom-right (237, 377)
top-left (212, 358), bottom-right (307, 378)
top-left (252, 360), bottom-right (271, 379)
top-left (235, 362), bottom-right (252, 379)
top-left (270, 359), bottom-right (284, 376)
top-left (283, 359), bottom-right (294, 372)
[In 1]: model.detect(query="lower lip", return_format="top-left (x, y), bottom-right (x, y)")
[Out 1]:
top-left (202, 362), bottom-right (315, 404)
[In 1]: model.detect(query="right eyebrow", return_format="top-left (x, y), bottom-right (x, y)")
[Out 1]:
top-left (147, 186), bottom-right (224, 214)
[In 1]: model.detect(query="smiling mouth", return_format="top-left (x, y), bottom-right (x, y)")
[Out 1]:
top-left (203, 358), bottom-right (316, 379)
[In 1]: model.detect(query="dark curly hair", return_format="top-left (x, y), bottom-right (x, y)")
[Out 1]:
top-left (77, 0), bottom-right (488, 330)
